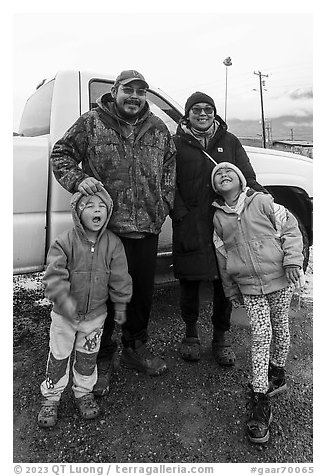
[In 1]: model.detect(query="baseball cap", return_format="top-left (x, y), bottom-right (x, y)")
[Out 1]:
top-left (114, 70), bottom-right (149, 89)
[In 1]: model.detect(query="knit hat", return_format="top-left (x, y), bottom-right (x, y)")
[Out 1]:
top-left (184, 92), bottom-right (216, 118)
top-left (211, 162), bottom-right (247, 192)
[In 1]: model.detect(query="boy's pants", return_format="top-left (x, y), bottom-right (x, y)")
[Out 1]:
top-left (40, 311), bottom-right (106, 401)
top-left (243, 286), bottom-right (293, 394)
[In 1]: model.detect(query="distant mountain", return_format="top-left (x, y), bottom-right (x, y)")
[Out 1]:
top-left (227, 114), bottom-right (313, 144)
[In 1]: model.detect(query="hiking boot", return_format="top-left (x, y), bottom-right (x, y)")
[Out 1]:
top-left (120, 340), bottom-right (168, 376)
top-left (180, 336), bottom-right (201, 361)
top-left (211, 331), bottom-right (236, 366)
top-left (267, 362), bottom-right (287, 397)
top-left (246, 391), bottom-right (272, 444)
top-left (75, 393), bottom-right (100, 420)
top-left (93, 357), bottom-right (115, 397)
top-left (38, 399), bottom-right (59, 428)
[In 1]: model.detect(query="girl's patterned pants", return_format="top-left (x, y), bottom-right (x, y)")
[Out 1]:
top-left (243, 286), bottom-right (293, 394)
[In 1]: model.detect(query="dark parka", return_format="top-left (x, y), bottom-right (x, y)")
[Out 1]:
top-left (171, 116), bottom-right (267, 281)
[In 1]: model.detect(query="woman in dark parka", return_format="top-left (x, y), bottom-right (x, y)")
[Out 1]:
top-left (171, 91), bottom-right (267, 365)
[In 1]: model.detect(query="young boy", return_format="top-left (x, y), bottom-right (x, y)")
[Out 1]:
top-left (38, 189), bottom-right (132, 428)
top-left (211, 162), bottom-right (304, 444)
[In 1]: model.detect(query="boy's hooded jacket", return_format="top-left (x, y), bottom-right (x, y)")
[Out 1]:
top-left (43, 190), bottom-right (132, 320)
top-left (212, 187), bottom-right (304, 298)
top-left (171, 116), bottom-right (267, 280)
top-left (50, 93), bottom-right (176, 237)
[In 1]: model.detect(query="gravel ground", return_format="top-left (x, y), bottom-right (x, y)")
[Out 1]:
top-left (13, 254), bottom-right (313, 464)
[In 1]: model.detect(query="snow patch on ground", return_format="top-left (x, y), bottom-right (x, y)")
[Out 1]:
top-left (13, 273), bottom-right (44, 291)
top-left (34, 297), bottom-right (51, 307)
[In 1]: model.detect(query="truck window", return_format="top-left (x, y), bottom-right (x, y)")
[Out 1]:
top-left (89, 80), bottom-right (181, 135)
top-left (18, 80), bottom-right (54, 137)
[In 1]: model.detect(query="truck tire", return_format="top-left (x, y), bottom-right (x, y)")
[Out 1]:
top-left (295, 215), bottom-right (310, 272)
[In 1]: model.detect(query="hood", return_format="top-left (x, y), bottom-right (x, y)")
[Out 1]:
top-left (212, 188), bottom-right (258, 211)
top-left (96, 92), bottom-right (151, 127)
top-left (70, 189), bottom-right (113, 241)
top-left (214, 114), bottom-right (228, 131)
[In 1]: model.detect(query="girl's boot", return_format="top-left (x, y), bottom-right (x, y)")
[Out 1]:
top-left (246, 391), bottom-right (272, 443)
top-left (267, 362), bottom-right (287, 397)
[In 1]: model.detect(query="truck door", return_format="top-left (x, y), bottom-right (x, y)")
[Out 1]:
top-left (46, 71), bottom-right (82, 257)
top-left (13, 80), bottom-right (54, 274)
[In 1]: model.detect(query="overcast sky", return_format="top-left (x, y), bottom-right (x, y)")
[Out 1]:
top-left (13, 8), bottom-right (313, 131)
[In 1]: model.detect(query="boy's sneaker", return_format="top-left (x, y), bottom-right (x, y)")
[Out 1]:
top-left (120, 340), bottom-right (168, 376)
top-left (246, 391), bottom-right (272, 444)
top-left (38, 399), bottom-right (59, 428)
top-left (93, 357), bottom-right (115, 397)
top-left (75, 393), bottom-right (100, 420)
top-left (267, 362), bottom-right (287, 397)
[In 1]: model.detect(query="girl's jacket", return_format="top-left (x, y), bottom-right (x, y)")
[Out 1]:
top-left (43, 190), bottom-right (132, 320)
top-left (212, 190), bottom-right (304, 298)
top-left (50, 93), bottom-right (176, 237)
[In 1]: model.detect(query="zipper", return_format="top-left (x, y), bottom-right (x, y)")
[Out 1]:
top-left (85, 243), bottom-right (95, 313)
top-left (123, 139), bottom-right (137, 225)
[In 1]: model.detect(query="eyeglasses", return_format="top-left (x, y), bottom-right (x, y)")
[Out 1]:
top-left (190, 106), bottom-right (215, 115)
top-left (121, 86), bottom-right (147, 97)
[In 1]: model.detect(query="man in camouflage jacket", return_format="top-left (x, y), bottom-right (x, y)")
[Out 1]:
top-left (51, 70), bottom-right (176, 394)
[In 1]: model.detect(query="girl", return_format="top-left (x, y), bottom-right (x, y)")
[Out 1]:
top-left (211, 162), bottom-right (304, 444)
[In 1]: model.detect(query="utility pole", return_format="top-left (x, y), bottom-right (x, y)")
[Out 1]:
top-left (254, 71), bottom-right (269, 148)
top-left (290, 128), bottom-right (294, 141)
top-left (223, 57), bottom-right (232, 122)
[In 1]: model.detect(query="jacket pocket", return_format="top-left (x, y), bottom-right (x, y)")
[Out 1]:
top-left (226, 238), bottom-right (284, 281)
top-left (70, 271), bottom-right (89, 313)
top-left (225, 244), bottom-right (248, 278)
top-left (70, 270), bottom-right (110, 314)
top-left (257, 238), bottom-right (284, 275)
top-left (172, 207), bottom-right (201, 253)
top-left (91, 271), bottom-right (111, 309)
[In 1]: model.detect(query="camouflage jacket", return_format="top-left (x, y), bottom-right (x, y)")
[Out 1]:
top-left (51, 93), bottom-right (176, 236)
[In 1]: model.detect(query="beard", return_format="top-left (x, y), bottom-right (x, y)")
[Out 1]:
top-left (117, 99), bottom-right (143, 119)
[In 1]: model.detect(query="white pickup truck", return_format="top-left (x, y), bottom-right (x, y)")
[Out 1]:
top-left (13, 70), bottom-right (313, 278)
